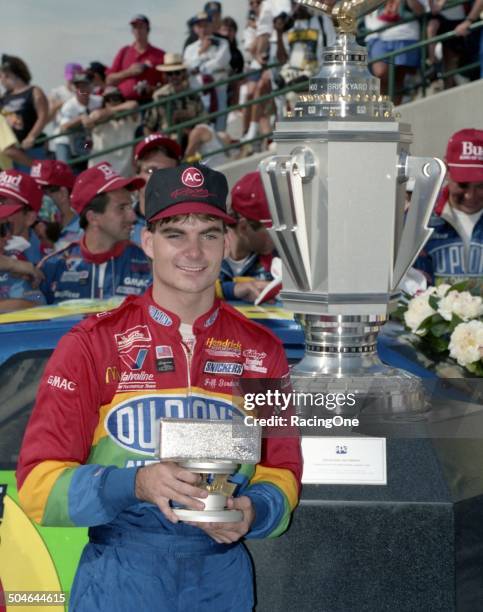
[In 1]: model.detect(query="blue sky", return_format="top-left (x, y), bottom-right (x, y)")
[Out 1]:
top-left (2, 0), bottom-right (248, 93)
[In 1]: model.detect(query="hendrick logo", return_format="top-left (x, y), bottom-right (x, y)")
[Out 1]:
top-left (205, 337), bottom-right (241, 357)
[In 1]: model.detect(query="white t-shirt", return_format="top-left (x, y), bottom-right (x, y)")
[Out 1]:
top-left (365, 6), bottom-right (422, 42)
top-left (225, 255), bottom-right (252, 277)
top-left (444, 206), bottom-right (483, 261)
top-left (49, 84), bottom-right (74, 151)
top-left (57, 95), bottom-right (103, 148)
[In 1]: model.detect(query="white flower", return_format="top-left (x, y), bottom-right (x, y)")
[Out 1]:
top-left (404, 293), bottom-right (436, 334)
top-left (435, 284), bottom-right (451, 298)
top-left (449, 320), bottom-right (483, 367)
top-left (438, 291), bottom-right (483, 322)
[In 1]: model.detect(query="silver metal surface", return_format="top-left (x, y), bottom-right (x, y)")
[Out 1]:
top-left (178, 460), bottom-right (239, 474)
top-left (174, 509), bottom-right (244, 523)
top-left (157, 418), bottom-right (261, 464)
top-left (259, 5), bottom-right (445, 414)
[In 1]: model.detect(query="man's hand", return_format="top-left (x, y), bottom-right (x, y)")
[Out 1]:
top-left (135, 461), bottom-right (208, 523)
top-left (0, 257), bottom-right (44, 288)
top-left (186, 496), bottom-right (255, 544)
top-left (21, 135), bottom-right (36, 150)
top-left (128, 62), bottom-right (146, 77)
top-left (234, 280), bottom-right (271, 303)
top-left (454, 19), bottom-right (472, 36)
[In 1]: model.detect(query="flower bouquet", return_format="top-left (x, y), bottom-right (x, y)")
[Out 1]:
top-left (396, 282), bottom-right (483, 376)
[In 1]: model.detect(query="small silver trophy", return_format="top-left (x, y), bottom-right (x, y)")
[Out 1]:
top-left (260, 0), bottom-right (446, 416)
top-left (157, 418), bottom-right (262, 522)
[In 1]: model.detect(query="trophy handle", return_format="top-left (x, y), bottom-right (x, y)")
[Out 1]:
top-left (259, 155), bottom-right (313, 291)
top-left (392, 156), bottom-right (446, 290)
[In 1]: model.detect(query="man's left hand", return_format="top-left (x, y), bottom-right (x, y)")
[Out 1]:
top-left (186, 496), bottom-right (255, 544)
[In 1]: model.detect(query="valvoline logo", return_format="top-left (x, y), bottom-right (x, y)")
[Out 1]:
top-left (105, 393), bottom-right (243, 455)
top-left (181, 167), bottom-right (204, 188)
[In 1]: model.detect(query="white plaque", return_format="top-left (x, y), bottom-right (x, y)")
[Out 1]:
top-left (301, 437), bottom-right (387, 485)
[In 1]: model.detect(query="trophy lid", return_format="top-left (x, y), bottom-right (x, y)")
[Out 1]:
top-left (286, 1), bottom-right (396, 121)
top-left (290, 33), bottom-right (395, 121)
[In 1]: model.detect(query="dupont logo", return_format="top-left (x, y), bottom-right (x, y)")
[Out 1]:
top-left (181, 167), bottom-right (204, 188)
top-left (105, 393), bottom-right (242, 455)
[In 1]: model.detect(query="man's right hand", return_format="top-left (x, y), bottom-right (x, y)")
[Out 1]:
top-left (128, 62), bottom-right (146, 77)
top-left (134, 462), bottom-right (208, 523)
top-left (1, 257), bottom-right (44, 288)
top-left (233, 280), bottom-right (270, 303)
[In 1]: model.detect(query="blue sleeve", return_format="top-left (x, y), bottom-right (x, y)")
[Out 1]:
top-left (68, 465), bottom-right (139, 526)
top-left (39, 259), bottom-right (57, 304)
top-left (220, 281), bottom-right (236, 301)
top-left (244, 483), bottom-right (287, 539)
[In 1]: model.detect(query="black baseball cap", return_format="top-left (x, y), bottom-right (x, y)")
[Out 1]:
top-left (204, 1), bottom-right (222, 14)
top-left (145, 163), bottom-right (235, 224)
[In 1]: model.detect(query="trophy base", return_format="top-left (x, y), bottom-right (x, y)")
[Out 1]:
top-left (174, 509), bottom-right (244, 523)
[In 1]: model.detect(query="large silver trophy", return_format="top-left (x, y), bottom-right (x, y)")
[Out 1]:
top-left (260, 0), bottom-right (446, 416)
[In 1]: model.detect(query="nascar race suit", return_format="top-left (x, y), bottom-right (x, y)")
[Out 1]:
top-left (17, 288), bottom-right (302, 612)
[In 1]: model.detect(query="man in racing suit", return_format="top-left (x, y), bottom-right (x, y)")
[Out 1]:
top-left (17, 162), bottom-right (302, 611)
top-left (415, 128), bottom-right (483, 286)
top-left (218, 171), bottom-right (276, 303)
top-left (39, 162), bottom-right (152, 303)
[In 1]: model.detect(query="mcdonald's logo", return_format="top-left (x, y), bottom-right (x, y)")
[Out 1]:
top-left (105, 366), bottom-right (120, 384)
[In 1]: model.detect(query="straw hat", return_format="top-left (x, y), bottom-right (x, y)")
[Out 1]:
top-left (157, 53), bottom-right (186, 72)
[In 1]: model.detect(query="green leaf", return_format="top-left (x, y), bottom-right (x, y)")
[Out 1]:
top-left (448, 280), bottom-right (469, 294)
top-left (417, 314), bottom-right (435, 331)
top-left (428, 295), bottom-right (439, 310)
top-left (448, 314), bottom-right (464, 331)
top-left (428, 337), bottom-right (449, 353)
top-left (431, 322), bottom-right (450, 337)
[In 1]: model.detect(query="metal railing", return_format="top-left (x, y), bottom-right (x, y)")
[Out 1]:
top-left (30, 8), bottom-right (482, 165)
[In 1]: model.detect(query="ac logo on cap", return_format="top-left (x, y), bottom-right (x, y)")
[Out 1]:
top-left (182, 167), bottom-right (204, 188)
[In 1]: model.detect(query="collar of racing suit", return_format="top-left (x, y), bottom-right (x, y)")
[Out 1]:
top-left (79, 236), bottom-right (130, 264)
top-left (141, 285), bottom-right (223, 337)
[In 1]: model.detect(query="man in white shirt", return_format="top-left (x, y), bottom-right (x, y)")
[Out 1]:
top-left (56, 72), bottom-right (103, 170)
top-left (183, 11), bottom-right (231, 131)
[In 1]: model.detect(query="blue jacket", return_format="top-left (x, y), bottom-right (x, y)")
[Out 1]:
top-left (39, 238), bottom-right (152, 304)
top-left (0, 255), bottom-right (45, 306)
top-left (218, 252), bottom-right (273, 300)
top-left (414, 201), bottom-right (483, 285)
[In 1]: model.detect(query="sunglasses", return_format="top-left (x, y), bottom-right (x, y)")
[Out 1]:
top-left (167, 70), bottom-right (185, 77)
top-left (0, 222), bottom-right (12, 238)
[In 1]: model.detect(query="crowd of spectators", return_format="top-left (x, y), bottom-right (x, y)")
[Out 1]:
top-left (0, 1), bottom-right (481, 171)
top-left (0, 2), bottom-right (481, 313)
